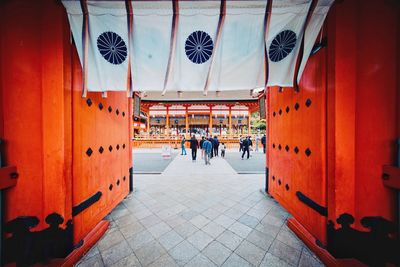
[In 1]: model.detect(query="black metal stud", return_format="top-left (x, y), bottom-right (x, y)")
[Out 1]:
top-left (86, 98), bottom-right (92, 107)
top-left (123, 176), bottom-right (126, 181)
top-left (278, 179), bottom-right (282, 186)
top-left (98, 103), bottom-right (104, 110)
top-left (109, 184), bottom-right (113, 191)
top-left (285, 184), bottom-right (289, 191)
top-left (122, 144), bottom-right (126, 149)
top-left (272, 143), bottom-right (275, 149)
top-left (117, 180), bottom-right (120, 186)
top-left (278, 144), bottom-right (282, 150)
top-left (99, 146), bottom-right (104, 154)
top-left (278, 109), bottom-right (282, 115)
top-left (122, 112), bottom-right (125, 117)
top-left (86, 148), bottom-right (93, 157)
top-left (108, 106), bottom-right (112, 113)
top-left (294, 103), bottom-right (300, 110)
top-left (109, 145), bottom-right (113, 152)
top-left (116, 109), bottom-right (119, 115)
top-left (294, 146), bottom-right (299, 154)
top-left (286, 106), bottom-right (290, 113)
top-left (116, 144), bottom-right (120, 150)
top-left (273, 111), bottom-right (276, 117)
top-left (285, 145), bottom-right (289, 152)
top-left (305, 148), bottom-right (311, 157)
top-left (305, 99), bottom-right (312, 107)
top-left (272, 175), bottom-right (275, 181)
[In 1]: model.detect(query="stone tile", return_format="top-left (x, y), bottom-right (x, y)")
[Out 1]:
top-left (147, 254), bottom-right (179, 267)
top-left (114, 214), bottom-right (138, 228)
top-left (134, 240), bottom-right (166, 266)
top-left (119, 221), bottom-right (145, 239)
top-left (261, 214), bottom-right (286, 227)
top-left (212, 204), bottom-right (230, 213)
top-left (158, 230), bottom-right (184, 251)
top-left (255, 222), bottom-right (281, 237)
top-left (169, 240), bottom-right (200, 266)
top-left (148, 222), bottom-right (172, 238)
top-left (133, 208), bottom-right (153, 220)
top-left (260, 252), bottom-right (294, 267)
top-left (110, 207), bottom-right (131, 220)
top-left (187, 230), bottom-right (214, 251)
top-left (185, 253), bottom-right (217, 267)
top-left (216, 230), bottom-right (243, 251)
top-left (157, 208), bottom-right (179, 220)
top-left (100, 240), bottom-right (132, 266)
top-left (276, 229), bottom-right (303, 251)
top-left (77, 254), bottom-right (104, 267)
top-left (269, 240), bottom-right (301, 266)
top-left (140, 214), bottom-right (162, 228)
top-left (174, 221), bottom-right (199, 238)
top-left (126, 230), bottom-right (154, 251)
top-left (110, 254), bottom-right (141, 267)
top-left (238, 214), bottom-right (259, 229)
top-left (165, 215), bottom-right (187, 228)
top-left (298, 250), bottom-right (325, 267)
top-left (189, 215), bottom-right (210, 229)
top-left (224, 208), bottom-right (244, 220)
top-left (179, 209), bottom-right (199, 220)
top-left (228, 222), bottom-right (252, 238)
top-left (246, 229), bottom-right (274, 250)
top-left (214, 214), bottom-right (235, 228)
top-left (246, 208), bottom-right (268, 221)
top-left (84, 245), bottom-right (100, 260)
top-left (221, 253), bottom-right (253, 267)
top-left (201, 221), bottom-right (225, 238)
top-left (97, 230), bottom-right (125, 252)
top-left (235, 240), bottom-right (265, 266)
top-left (202, 241), bottom-right (232, 266)
top-left (202, 208), bottom-right (221, 220)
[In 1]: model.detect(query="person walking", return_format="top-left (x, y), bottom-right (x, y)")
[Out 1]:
top-left (213, 136), bottom-right (219, 157)
top-left (181, 136), bottom-right (187, 155)
top-left (239, 135), bottom-right (243, 152)
top-left (220, 142), bottom-right (226, 158)
top-left (241, 136), bottom-right (250, 160)
top-left (255, 135), bottom-right (260, 152)
top-left (210, 136), bottom-right (215, 158)
top-left (199, 136), bottom-right (205, 159)
top-left (189, 135), bottom-right (199, 161)
top-left (261, 134), bottom-right (266, 154)
top-left (203, 138), bottom-right (212, 165)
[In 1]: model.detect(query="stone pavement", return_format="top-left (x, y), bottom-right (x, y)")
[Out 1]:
top-left (77, 153), bottom-right (324, 267)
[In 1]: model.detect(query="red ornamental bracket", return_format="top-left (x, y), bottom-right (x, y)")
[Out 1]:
top-left (0, 166), bottom-right (18, 190)
top-left (382, 165), bottom-right (400, 190)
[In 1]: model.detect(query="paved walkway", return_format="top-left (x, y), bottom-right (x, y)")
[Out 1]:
top-left (77, 154), bottom-right (324, 267)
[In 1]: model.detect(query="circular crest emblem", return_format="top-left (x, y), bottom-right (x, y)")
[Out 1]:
top-left (269, 30), bottom-right (297, 62)
top-left (97, 31), bottom-right (127, 65)
top-left (185, 31), bottom-right (213, 64)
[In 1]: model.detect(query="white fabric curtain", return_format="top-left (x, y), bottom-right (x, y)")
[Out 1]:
top-left (62, 0), bottom-right (332, 94)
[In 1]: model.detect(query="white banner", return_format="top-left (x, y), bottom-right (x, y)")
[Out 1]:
top-left (297, 0), bottom-right (334, 83)
top-left (63, 0), bottom-right (331, 94)
top-left (266, 0), bottom-right (312, 87)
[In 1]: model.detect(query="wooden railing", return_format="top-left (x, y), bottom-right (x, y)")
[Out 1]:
top-left (132, 135), bottom-right (262, 149)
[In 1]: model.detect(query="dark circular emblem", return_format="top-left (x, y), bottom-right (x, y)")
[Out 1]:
top-left (97, 31), bottom-right (127, 65)
top-left (269, 30), bottom-right (297, 62)
top-left (185, 31), bottom-right (213, 64)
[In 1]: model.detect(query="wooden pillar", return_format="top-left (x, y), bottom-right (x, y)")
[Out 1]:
top-left (209, 106), bottom-right (213, 136)
top-left (185, 106), bottom-right (189, 138)
top-left (166, 105), bottom-right (170, 136)
top-left (228, 106), bottom-right (232, 137)
top-left (247, 110), bottom-right (251, 135)
top-left (146, 116), bottom-right (150, 137)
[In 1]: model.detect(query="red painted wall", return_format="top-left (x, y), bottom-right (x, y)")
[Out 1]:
top-left (0, 0), bottom-right (132, 248)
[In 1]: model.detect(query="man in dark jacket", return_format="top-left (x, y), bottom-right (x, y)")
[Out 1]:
top-left (210, 136), bottom-right (215, 158)
top-left (241, 136), bottom-right (250, 159)
top-left (199, 136), bottom-right (205, 159)
top-left (261, 134), bottom-right (266, 154)
top-left (189, 135), bottom-right (199, 161)
top-left (213, 136), bottom-right (219, 156)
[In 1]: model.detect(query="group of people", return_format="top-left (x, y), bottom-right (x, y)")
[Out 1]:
top-left (181, 135), bottom-right (226, 165)
top-left (238, 134), bottom-right (267, 159)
